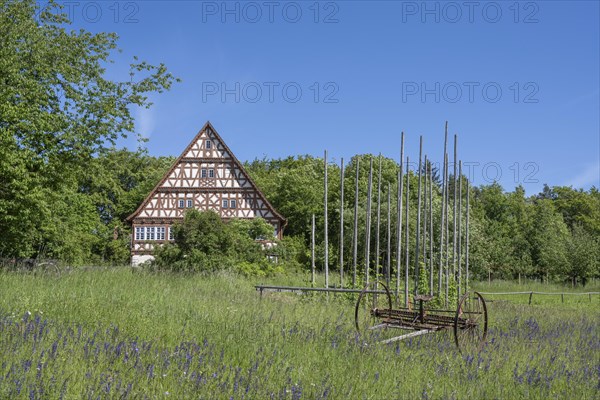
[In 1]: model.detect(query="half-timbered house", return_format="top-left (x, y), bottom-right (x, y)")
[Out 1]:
top-left (126, 122), bottom-right (286, 265)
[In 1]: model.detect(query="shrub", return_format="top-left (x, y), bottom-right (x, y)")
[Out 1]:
top-left (235, 260), bottom-right (284, 277)
top-left (153, 210), bottom-right (280, 275)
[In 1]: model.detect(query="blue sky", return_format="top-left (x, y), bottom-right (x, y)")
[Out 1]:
top-left (62, 0), bottom-right (599, 194)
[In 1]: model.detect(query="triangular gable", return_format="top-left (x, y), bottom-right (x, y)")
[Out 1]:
top-left (126, 121), bottom-right (286, 225)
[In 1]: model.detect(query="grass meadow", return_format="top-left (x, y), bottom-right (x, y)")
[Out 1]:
top-left (0, 268), bottom-right (598, 399)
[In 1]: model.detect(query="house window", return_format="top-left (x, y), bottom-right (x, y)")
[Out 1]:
top-left (157, 227), bottom-right (165, 241)
top-left (201, 169), bottom-right (207, 178)
top-left (135, 227), bottom-right (144, 241)
top-left (168, 227), bottom-right (174, 241)
top-left (187, 199), bottom-right (193, 208)
top-left (209, 169), bottom-right (215, 178)
top-left (222, 199), bottom-right (228, 208)
top-left (206, 140), bottom-right (212, 149)
top-left (147, 227), bottom-right (155, 241)
top-left (230, 199), bottom-right (237, 209)
top-left (178, 199), bottom-right (185, 208)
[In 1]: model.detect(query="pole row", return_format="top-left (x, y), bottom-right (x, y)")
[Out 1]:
top-left (319, 123), bottom-right (471, 304)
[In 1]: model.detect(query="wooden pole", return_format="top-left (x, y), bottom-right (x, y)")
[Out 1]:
top-left (375, 154), bottom-right (382, 283)
top-left (415, 136), bottom-right (423, 294)
top-left (465, 177), bottom-right (470, 293)
top-left (438, 124), bottom-right (448, 298)
top-left (311, 214), bottom-right (315, 286)
top-left (352, 158), bottom-right (360, 287)
top-left (396, 133), bottom-right (405, 297)
top-left (423, 155), bottom-right (428, 263)
top-left (452, 135), bottom-right (458, 288)
top-left (404, 156), bottom-right (410, 306)
top-left (339, 158), bottom-right (345, 287)
top-left (445, 152), bottom-right (450, 306)
top-left (457, 160), bottom-right (462, 299)
top-left (429, 161), bottom-right (434, 296)
top-left (386, 183), bottom-right (391, 286)
top-left (365, 157), bottom-right (373, 285)
top-left (324, 150), bottom-right (329, 288)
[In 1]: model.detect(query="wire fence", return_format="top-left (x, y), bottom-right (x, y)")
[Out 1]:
top-left (478, 291), bottom-right (599, 304)
top-left (256, 285), bottom-right (599, 305)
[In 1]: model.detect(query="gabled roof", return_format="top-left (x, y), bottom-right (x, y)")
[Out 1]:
top-left (126, 121), bottom-right (286, 225)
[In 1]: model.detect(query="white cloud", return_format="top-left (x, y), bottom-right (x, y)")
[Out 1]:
top-left (566, 162), bottom-right (600, 188)
top-left (136, 106), bottom-right (156, 139)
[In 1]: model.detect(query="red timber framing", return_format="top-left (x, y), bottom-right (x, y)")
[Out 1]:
top-left (126, 121), bottom-right (286, 263)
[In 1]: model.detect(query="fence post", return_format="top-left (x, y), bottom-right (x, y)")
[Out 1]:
top-left (528, 291), bottom-right (533, 305)
top-left (561, 293), bottom-right (564, 303)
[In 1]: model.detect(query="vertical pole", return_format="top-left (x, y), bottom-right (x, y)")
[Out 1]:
top-left (438, 124), bottom-right (448, 298)
top-left (352, 158), bottom-right (360, 287)
top-left (375, 155), bottom-right (382, 283)
top-left (423, 155), bottom-right (428, 263)
top-left (465, 177), bottom-right (470, 293)
top-left (452, 135), bottom-right (458, 290)
top-left (429, 161), bottom-right (434, 296)
top-left (457, 161), bottom-right (462, 299)
top-left (324, 150), bottom-right (329, 289)
top-left (415, 136), bottom-right (423, 294)
top-left (386, 184), bottom-right (391, 286)
top-left (311, 214), bottom-right (316, 286)
top-left (445, 152), bottom-right (450, 306)
top-left (396, 133), bottom-right (405, 297)
top-left (365, 157), bottom-right (373, 285)
top-left (404, 157), bottom-right (410, 306)
top-left (339, 158), bottom-right (345, 287)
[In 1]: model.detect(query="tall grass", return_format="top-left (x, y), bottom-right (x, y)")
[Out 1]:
top-left (0, 268), bottom-right (597, 398)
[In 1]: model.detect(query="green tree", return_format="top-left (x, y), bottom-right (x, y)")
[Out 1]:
top-left (566, 224), bottom-right (599, 286)
top-left (505, 186), bottom-right (534, 279)
top-left (78, 149), bottom-right (174, 264)
top-left (246, 156), bottom-right (324, 238)
top-left (0, 0), bottom-right (178, 260)
top-left (551, 186), bottom-right (600, 235)
top-left (529, 199), bottom-right (570, 281)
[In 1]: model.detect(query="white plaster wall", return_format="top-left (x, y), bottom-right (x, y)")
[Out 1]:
top-left (131, 255), bottom-right (155, 266)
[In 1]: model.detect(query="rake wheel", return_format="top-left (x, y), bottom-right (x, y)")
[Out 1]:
top-left (354, 281), bottom-right (393, 336)
top-left (454, 291), bottom-right (488, 354)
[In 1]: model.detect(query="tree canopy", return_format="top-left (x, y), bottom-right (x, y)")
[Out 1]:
top-left (0, 0), bottom-right (178, 261)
